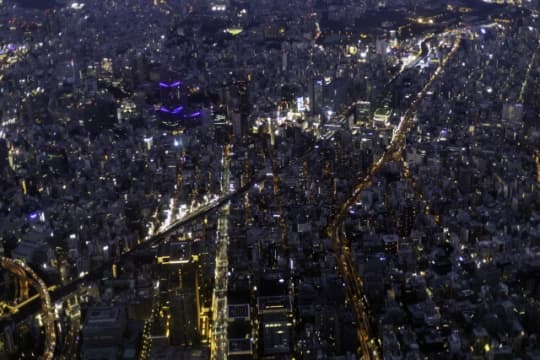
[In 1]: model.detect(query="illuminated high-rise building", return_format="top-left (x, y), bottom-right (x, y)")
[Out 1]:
top-left (256, 275), bottom-right (293, 358)
top-left (156, 242), bottom-right (202, 346)
top-left (354, 101), bottom-right (371, 127)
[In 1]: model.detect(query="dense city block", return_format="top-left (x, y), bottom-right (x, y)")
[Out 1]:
top-left (0, 0), bottom-right (539, 359)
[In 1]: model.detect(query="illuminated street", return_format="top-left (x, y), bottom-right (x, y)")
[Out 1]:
top-left (211, 143), bottom-right (232, 360)
top-left (0, 257), bottom-right (56, 360)
top-left (328, 33), bottom-right (463, 359)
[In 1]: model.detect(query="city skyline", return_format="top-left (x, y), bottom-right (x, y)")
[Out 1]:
top-left (0, 0), bottom-right (539, 359)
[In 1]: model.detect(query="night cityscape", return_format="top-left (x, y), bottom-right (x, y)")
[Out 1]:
top-left (0, 0), bottom-right (539, 359)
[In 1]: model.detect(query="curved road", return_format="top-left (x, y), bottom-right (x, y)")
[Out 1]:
top-left (327, 34), bottom-right (463, 359)
top-left (0, 257), bottom-right (56, 360)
